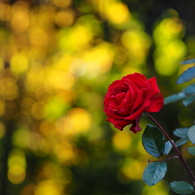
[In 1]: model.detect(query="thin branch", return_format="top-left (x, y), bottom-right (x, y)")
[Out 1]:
top-left (146, 112), bottom-right (195, 183)
top-left (148, 156), bottom-right (180, 163)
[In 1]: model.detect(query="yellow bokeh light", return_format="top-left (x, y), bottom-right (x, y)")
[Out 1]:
top-left (54, 142), bottom-right (77, 165)
top-left (107, 2), bottom-right (130, 25)
top-left (81, 42), bottom-right (115, 77)
top-left (122, 30), bottom-right (151, 62)
top-left (11, 3), bottom-right (29, 32)
top-left (28, 132), bottom-right (52, 156)
top-left (56, 108), bottom-right (91, 136)
top-left (31, 101), bottom-right (44, 120)
top-left (44, 97), bottom-right (68, 120)
top-left (158, 18), bottom-right (184, 37)
top-left (66, 108), bottom-right (91, 134)
top-left (4, 78), bottom-right (18, 100)
top-left (8, 149), bottom-right (26, 184)
top-left (47, 70), bottom-right (75, 90)
top-left (119, 158), bottom-right (145, 180)
top-left (8, 165), bottom-right (26, 184)
top-left (10, 53), bottom-right (29, 74)
top-left (112, 131), bottom-right (132, 151)
top-left (40, 120), bottom-right (56, 137)
top-left (21, 97), bottom-right (35, 115)
top-left (13, 128), bottom-right (31, 148)
top-left (122, 66), bottom-right (143, 76)
top-left (59, 24), bottom-right (93, 51)
top-left (53, 0), bottom-right (72, 7)
top-left (154, 40), bottom-right (186, 76)
top-left (153, 14), bottom-right (186, 76)
top-left (35, 180), bottom-right (63, 195)
top-left (142, 181), bottom-right (169, 195)
top-left (0, 4), bottom-right (11, 22)
top-left (55, 10), bottom-right (74, 27)
top-left (29, 28), bottom-right (48, 47)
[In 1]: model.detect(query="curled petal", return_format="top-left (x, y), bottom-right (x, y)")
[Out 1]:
top-left (146, 94), bottom-right (164, 112)
top-left (125, 100), bottom-right (150, 120)
top-left (107, 118), bottom-right (131, 130)
top-left (130, 117), bottom-right (142, 134)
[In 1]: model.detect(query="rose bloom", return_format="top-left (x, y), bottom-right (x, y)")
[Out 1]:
top-left (104, 73), bottom-right (164, 133)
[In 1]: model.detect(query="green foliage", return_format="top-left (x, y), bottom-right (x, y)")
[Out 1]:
top-left (164, 92), bottom-right (186, 105)
top-left (188, 125), bottom-right (195, 144)
top-left (143, 63), bottom-right (195, 192)
top-left (173, 128), bottom-right (188, 138)
top-left (180, 59), bottom-right (195, 65)
top-left (142, 125), bottom-right (165, 158)
top-left (169, 181), bottom-right (194, 194)
top-left (183, 95), bottom-right (195, 106)
top-left (164, 140), bottom-right (173, 155)
top-left (175, 137), bottom-right (189, 147)
top-left (187, 147), bottom-right (195, 155)
top-left (143, 162), bottom-right (167, 186)
top-left (183, 84), bottom-right (195, 95)
top-left (177, 67), bottom-right (195, 84)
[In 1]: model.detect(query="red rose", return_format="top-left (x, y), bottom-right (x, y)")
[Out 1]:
top-left (104, 73), bottom-right (164, 133)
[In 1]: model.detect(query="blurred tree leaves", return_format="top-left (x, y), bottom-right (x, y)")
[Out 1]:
top-left (0, 0), bottom-right (194, 195)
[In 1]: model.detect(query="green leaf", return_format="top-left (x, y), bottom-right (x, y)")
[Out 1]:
top-left (180, 59), bottom-right (195, 65)
top-left (175, 137), bottom-right (189, 147)
top-left (142, 124), bottom-right (165, 158)
top-left (169, 181), bottom-right (194, 194)
top-left (177, 67), bottom-right (195, 84)
top-left (183, 95), bottom-right (195, 106)
top-left (164, 140), bottom-right (173, 155)
top-left (173, 128), bottom-right (188, 138)
top-left (187, 147), bottom-right (195, 155)
top-left (143, 162), bottom-right (167, 186)
top-left (164, 92), bottom-right (186, 105)
top-left (183, 84), bottom-right (195, 95)
top-left (188, 125), bottom-right (195, 144)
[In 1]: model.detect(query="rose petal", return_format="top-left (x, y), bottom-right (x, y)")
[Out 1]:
top-left (104, 108), bottom-right (125, 119)
top-left (125, 100), bottom-right (150, 120)
top-left (146, 77), bottom-right (161, 99)
top-left (130, 117), bottom-right (142, 133)
top-left (125, 73), bottom-right (147, 88)
top-left (107, 117), bottom-right (131, 130)
top-left (146, 94), bottom-right (164, 112)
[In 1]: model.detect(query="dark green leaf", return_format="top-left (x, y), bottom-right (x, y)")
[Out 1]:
top-left (180, 59), bottom-right (195, 65)
top-left (164, 140), bottom-right (173, 155)
top-left (143, 162), bottom-right (167, 186)
top-left (188, 125), bottom-right (195, 144)
top-left (183, 84), bottom-right (195, 95)
top-left (177, 67), bottom-right (195, 84)
top-left (164, 92), bottom-right (186, 105)
top-left (173, 128), bottom-right (188, 138)
top-left (142, 124), bottom-right (165, 158)
top-left (187, 147), bottom-right (195, 155)
top-left (183, 95), bottom-right (195, 106)
top-left (169, 181), bottom-right (194, 194)
top-left (175, 137), bottom-right (189, 147)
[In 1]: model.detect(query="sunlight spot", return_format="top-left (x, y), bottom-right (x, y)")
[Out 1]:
top-left (112, 131), bottom-right (132, 151)
top-left (10, 53), bottom-right (29, 74)
top-left (107, 2), bottom-right (130, 25)
top-left (35, 180), bottom-right (63, 195)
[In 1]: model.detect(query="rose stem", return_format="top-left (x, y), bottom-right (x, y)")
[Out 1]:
top-left (146, 112), bottom-right (195, 183)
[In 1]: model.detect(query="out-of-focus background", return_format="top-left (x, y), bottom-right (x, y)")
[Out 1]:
top-left (0, 0), bottom-right (195, 194)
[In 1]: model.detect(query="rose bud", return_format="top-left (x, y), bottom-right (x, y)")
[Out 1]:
top-left (104, 73), bottom-right (164, 133)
